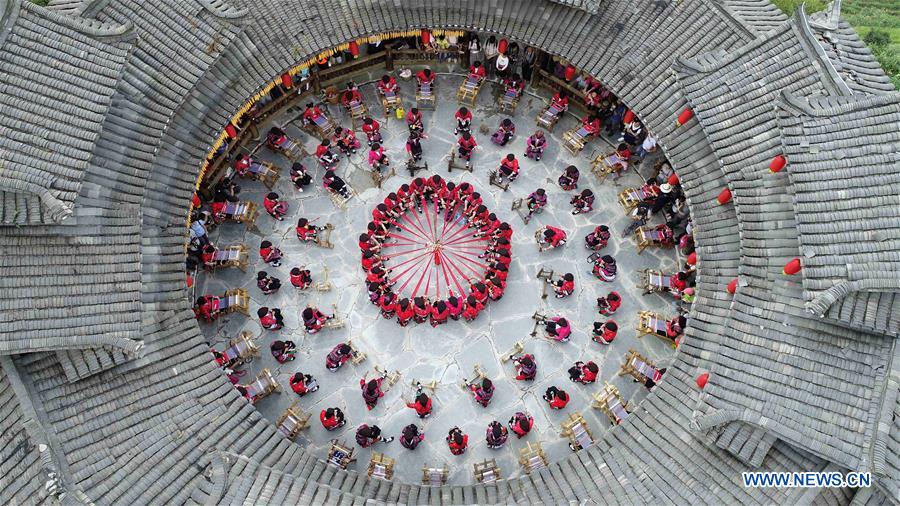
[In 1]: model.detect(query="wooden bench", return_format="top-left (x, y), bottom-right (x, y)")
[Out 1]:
top-left (536, 268), bottom-right (554, 300)
top-left (406, 159), bottom-right (428, 178)
top-left (489, 170), bottom-right (510, 191)
top-left (242, 368), bottom-right (280, 404)
top-left (590, 151), bottom-right (622, 183)
top-left (416, 82), bottom-right (436, 110)
top-left (618, 185), bottom-right (657, 211)
top-left (592, 382), bottom-right (630, 425)
top-left (618, 349), bottom-right (661, 383)
top-left (221, 201), bottom-right (258, 226)
top-left (456, 76), bottom-right (482, 107)
top-left (529, 311), bottom-right (551, 338)
top-left (370, 164), bottom-right (396, 189)
top-left (270, 136), bottom-right (306, 162)
top-left (313, 264), bottom-right (333, 292)
top-left (511, 197), bottom-right (542, 224)
top-left (348, 340), bottom-right (368, 365)
top-left (314, 223), bottom-right (335, 249)
top-left (368, 453), bottom-right (395, 481)
top-left (634, 225), bottom-right (674, 254)
top-left (639, 269), bottom-right (673, 295)
top-left (535, 103), bottom-right (564, 131)
top-left (327, 185), bottom-right (355, 210)
top-left (637, 311), bottom-right (676, 347)
top-left (473, 459), bottom-right (501, 483)
top-left (497, 87), bottom-right (520, 113)
top-left (240, 161), bottom-right (280, 189)
top-left (347, 100), bottom-right (368, 128)
top-left (459, 364), bottom-right (488, 390)
top-left (562, 126), bottom-right (592, 156)
top-left (221, 331), bottom-right (258, 365)
top-left (323, 304), bottom-right (346, 329)
top-left (447, 150), bottom-right (473, 173)
top-left (422, 465), bottom-right (448, 486)
top-left (519, 442), bottom-right (548, 474)
top-left (301, 112), bottom-right (338, 141)
top-left (560, 412), bottom-right (594, 451)
top-left (327, 440), bottom-right (355, 469)
top-left (276, 401), bottom-right (311, 441)
top-left (380, 89), bottom-right (402, 118)
top-left (205, 245), bottom-right (249, 272)
top-left (500, 341), bottom-right (524, 363)
top-left (220, 288), bottom-right (250, 316)
top-left (370, 365), bottom-right (402, 390)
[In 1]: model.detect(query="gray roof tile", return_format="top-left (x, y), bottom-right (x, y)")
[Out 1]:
top-left (0, 1), bottom-right (129, 225)
top-left (777, 92), bottom-right (900, 339)
top-left (0, 0), bottom-right (897, 504)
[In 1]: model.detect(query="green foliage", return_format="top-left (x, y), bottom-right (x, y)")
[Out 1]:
top-left (869, 44), bottom-right (900, 88)
top-left (843, 0), bottom-right (900, 89)
top-left (864, 29), bottom-right (891, 46)
top-left (773, 0), bottom-right (900, 89)
top-left (29, 0), bottom-right (50, 6)
top-left (771, 0), bottom-right (827, 16)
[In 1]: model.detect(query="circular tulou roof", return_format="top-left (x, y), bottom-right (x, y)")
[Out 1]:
top-left (0, 0), bottom-right (898, 504)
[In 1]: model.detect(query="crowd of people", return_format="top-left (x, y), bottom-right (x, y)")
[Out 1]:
top-left (360, 176), bottom-right (512, 326)
top-left (190, 31), bottom-right (695, 467)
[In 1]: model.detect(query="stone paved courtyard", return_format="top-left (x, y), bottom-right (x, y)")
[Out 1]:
top-left (198, 71), bottom-right (682, 485)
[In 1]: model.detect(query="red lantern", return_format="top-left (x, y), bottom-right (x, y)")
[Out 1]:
top-left (281, 73), bottom-right (293, 88)
top-left (667, 173), bottom-right (680, 186)
top-left (186, 273), bottom-right (193, 288)
top-left (717, 188), bottom-right (732, 205)
top-left (783, 258), bottom-right (802, 275)
top-left (498, 38), bottom-right (508, 55)
top-left (349, 41), bottom-right (359, 57)
top-left (421, 30), bottom-right (430, 46)
top-left (727, 278), bottom-right (738, 294)
top-left (564, 65), bottom-right (577, 81)
top-left (224, 123), bottom-right (237, 139)
top-left (687, 251), bottom-right (697, 266)
top-left (676, 107), bottom-right (694, 126)
top-left (696, 373), bottom-right (709, 389)
top-left (769, 154), bottom-right (786, 173)
top-left (192, 193), bottom-right (201, 208)
top-left (623, 110), bottom-right (635, 124)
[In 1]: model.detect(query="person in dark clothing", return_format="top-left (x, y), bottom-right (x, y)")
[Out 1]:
top-left (485, 421), bottom-right (508, 449)
top-left (400, 424), bottom-right (425, 450)
top-left (356, 424), bottom-right (394, 447)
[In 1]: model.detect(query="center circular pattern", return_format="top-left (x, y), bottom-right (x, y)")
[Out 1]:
top-left (361, 178), bottom-right (512, 326)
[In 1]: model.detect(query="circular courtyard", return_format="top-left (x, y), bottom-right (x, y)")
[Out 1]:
top-left (197, 71), bottom-right (685, 484)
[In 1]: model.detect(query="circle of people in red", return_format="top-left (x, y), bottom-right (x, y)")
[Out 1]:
top-left (361, 176), bottom-right (512, 327)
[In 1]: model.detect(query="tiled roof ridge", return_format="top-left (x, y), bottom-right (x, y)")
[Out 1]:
top-left (794, 5), bottom-right (853, 97)
top-left (21, 0), bottom-right (133, 41)
top-left (809, 0), bottom-right (842, 32)
top-left (675, 8), bottom-right (853, 98)
top-left (779, 88), bottom-right (900, 116)
top-left (775, 90), bottom-right (900, 336)
top-left (196, 0), bottom-right (248, 20)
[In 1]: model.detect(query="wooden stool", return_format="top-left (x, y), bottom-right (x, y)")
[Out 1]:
top-left (592, 382), bottom-right (631, 425)
top-left (421, 465), bottom-right (448, 486)
top-left (367, 453), bottom-right (395, 480)
top-left (276, 401), bottom-right (311, 440)
top-left (519, 442), bottom-right (548, 474)
top-left (473, 459), bottom-right (501, 483)
top-left (535, 103), bottom-right (563, 131)
top-left (206, 244), bottom-right (249, 272)
top-left (560, 412), bottom-right (594, 451)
